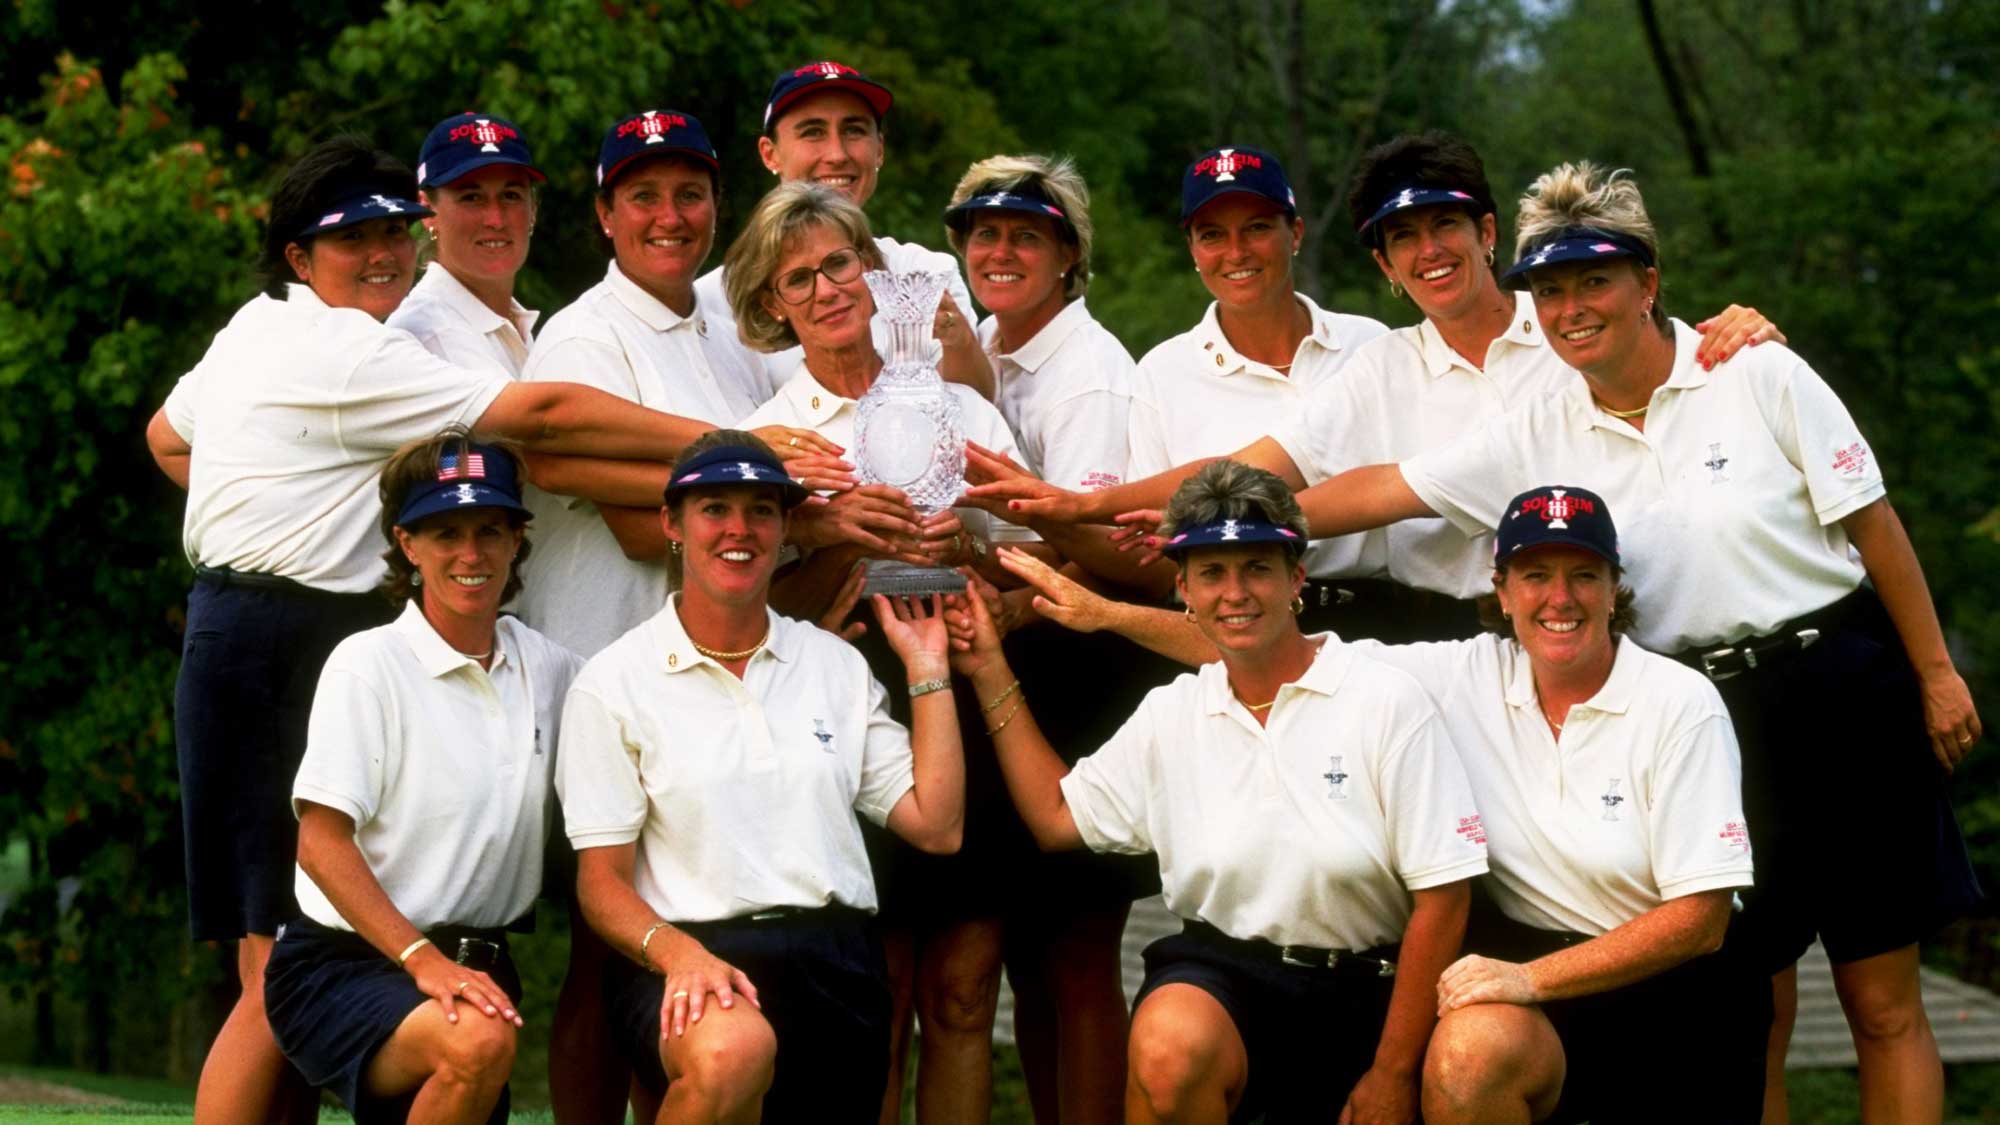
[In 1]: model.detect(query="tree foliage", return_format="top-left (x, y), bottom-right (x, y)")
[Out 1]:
top-left (2, 0), bottom-right (1996, 1079)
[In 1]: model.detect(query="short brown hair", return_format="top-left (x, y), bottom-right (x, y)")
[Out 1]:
top-left (377, 427), bottom-right (532, 608)
top-left (1159, 460), bottom-right (1309, 567)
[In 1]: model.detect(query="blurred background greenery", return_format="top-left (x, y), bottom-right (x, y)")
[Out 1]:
top-left (2, 0), bottom-right (1997, 1112)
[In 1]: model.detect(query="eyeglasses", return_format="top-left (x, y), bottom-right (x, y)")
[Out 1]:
top-left (771, 247), bottom-right (864, 305)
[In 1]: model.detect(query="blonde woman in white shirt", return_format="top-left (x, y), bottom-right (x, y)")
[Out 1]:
top-left (555, 430), bottom-right (965, 1123)
top-left (950, 461), bottom-right (1486, 1125)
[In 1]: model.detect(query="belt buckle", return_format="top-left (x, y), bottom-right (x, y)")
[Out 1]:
top-left (1796, 627), bottom-right (1821, 649)
top-left (1375, 959), bottom-right (1396, 978)
top-left (747, 908), bottom-right (791, 922)
top-left (453, 938), bottom-right (501, 970)
top-left (1279, 946), bottom-right (1329, 969)
top-left (1699, 647), bottom-right (1742, 681)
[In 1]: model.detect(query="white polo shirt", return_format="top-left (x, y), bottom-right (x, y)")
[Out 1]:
top-left (1352, 634), bottom-right (1754, 936)
top-left (739, 363), bottom-right (1041, 548)
top-left (1128, 297), bottom-right (1390, 579)
top-left (1402, 321), bottom-right (1882, 652)
top-left (979, 297), bottom-right (1132, 492)
top-left (161, 285), bottom-right (513, 593)
top-left (556, 598), bottom-right (917, 922)
top-left (1274, 292), bottom-right (1572, 598)
top-left (292, 601), bottom-right (584, 931)
top-left (1059, 637), bottom-right (1488, 950)
top-left (388, 263), bottom-right (539, 376)
top-left (696, 235), bottom-right (975, 387)
top-left (513, 261), bottom-right (769, 656)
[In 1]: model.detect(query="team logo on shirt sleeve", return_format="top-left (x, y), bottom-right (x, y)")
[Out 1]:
top-left (1600, 778), bottom-right (1625, 821)
top-left (1455, 814), bottom-right (1486, 846)
top-left (1831, 441), bottom-right (1872, 479)
top-left (1322, 755), bottom-right (1349, 800)
top-left (1719, 820), bottom-right (1752, 856)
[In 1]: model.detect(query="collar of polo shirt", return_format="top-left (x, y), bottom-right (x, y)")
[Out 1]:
top-left (605, 260), bottom-right (703, 335)
top-left (652, 594), bottom-right (793, 673)
top-left (1569, 319), bottom-right (1710, 433)
top-left (1194, 294), bottom-right (1349, 379)
top-left (1197, 632), bottom-right (1352, 716)
top-left (415, 262), bottom-right (534, 337)
top-left (1413, 291), bottom-right (1545, 380)
top-left (1501, 633), bottom-right (1636, 717)
top-left (775, 364), bottom-right (850, 427)
top-left (989, 297), bottom-right (1093, 374)
top-left (391, 600), bottom-right (511, 677)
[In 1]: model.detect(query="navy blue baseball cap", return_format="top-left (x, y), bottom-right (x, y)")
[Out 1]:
top-left (763, 60), bottom-right (893, 133)
top-left (1159, 514), bottom-right (1305, 558)
top-left (944, 183), bottom-right (1075, 236)
top-left (1354, 184), bottom-right (1487, 246)
top-left (1180, 145), bottom-right (1294, 226)
top-left (665, 444), bottom-right (811, 509)
top-left (416, 111), bottom-right (545, 189)
top-left (396, 444), bottom-right (532, 527)
top-left (1500, 226), bottom-right (1656, 290)
top-left (298, 188), bottom-right (432, 241)
top-left (1494, 485), bottom-right (1619, 569)
top-left (597, 109), bottom-right (719, 188)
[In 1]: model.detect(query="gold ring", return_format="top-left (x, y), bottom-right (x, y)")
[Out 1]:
top-left (455, 981), bottom-right (470, 995)
top-left (789, 436), bottom-right (799, 448)
top-left (672, 990), bottom-right (691, 999)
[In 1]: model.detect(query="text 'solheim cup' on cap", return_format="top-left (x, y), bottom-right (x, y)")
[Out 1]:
top-left (1180, 145), bottom-right (1295, 226)
top-left (396, 445), bottom-right (533, 527)
top-left (597, 109), bottom-right (718, 187)
top-left (416, 111), bottom-right (545, 189)
top-left (1493, 485), bottom-right (1619, 569)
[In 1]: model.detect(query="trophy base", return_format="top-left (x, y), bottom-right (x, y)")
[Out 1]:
top-left (863, 559), bottom-right (969, 597)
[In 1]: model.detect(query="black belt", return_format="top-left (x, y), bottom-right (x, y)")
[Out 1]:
top-left (1299, 577), bottom-right (1467, 615)
top-left (1184, 919), bottom-right (1399, 978)
top-left (1674, 591), bottom-right (1861, 681)
top-left (280, 917), bottom-right (515, 972)
top-left (680, 902), bottom-right (869, 932)
top-left (194, 564), bottom-right (379, 602)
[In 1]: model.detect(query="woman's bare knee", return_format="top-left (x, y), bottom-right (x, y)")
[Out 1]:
top-left (662, 1005), bottom-right (777, 1108)
top-left (436, 1015), bottom-right (517, 1084)
top-left (1422, 1004), bottom-right (1562, 1124)
top-left (1127, 986), bottom-right (1242, 1118)
top-left (1832, 947), bottom-right (1929, 1044)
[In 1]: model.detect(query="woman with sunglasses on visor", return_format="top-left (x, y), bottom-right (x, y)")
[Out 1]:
top-left (556, 431), bottom-right (965, 1124)
top-left (143, 134), bottom-right (826, 1125)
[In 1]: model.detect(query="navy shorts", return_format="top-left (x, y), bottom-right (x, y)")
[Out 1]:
top-left (604, 906), bottom-right (891, 1120)
top-left (265, 917), bottom-right (521, 1123)
top-left (1690, 589), bottom-right (1983, 970)
top-left (1466, 906), bottom-right (1769, 1124)
top-left (1134, 921), bottom-right (1397, 1124)
top-left (175, 572), bottom-right (392, 940)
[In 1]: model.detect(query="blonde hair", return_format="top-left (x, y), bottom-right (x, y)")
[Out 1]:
top-left (722, 182), bottom-right (886, 353)
top-left (1514, 161), bottom-right (1667, 330)
top-left (944, 153), bottom-right (1093, 300)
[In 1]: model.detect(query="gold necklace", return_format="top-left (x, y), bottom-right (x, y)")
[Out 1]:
top-left (689, 628), bottom-right (770, 663)
top-left (1595, 399), bottom-right (1649, 419)
top-left (1239, 696), bottom-right (1277, 712)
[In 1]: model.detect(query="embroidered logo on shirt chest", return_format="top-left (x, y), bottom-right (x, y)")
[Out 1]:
top-left (1601, 778), bottom-right (1625, 821)
top-left (1322, 755), bottom-right (1349, 800)
top-left (1704, 443), bottom-right (1730, 484)
top-left (812, 719), bottom-right (835, 753)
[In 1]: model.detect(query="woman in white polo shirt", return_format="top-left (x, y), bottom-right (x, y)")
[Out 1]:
top-left (1280, 161), bottom-right (1981, 1124)
top-left (263, 433), bottom-right (582, 1123)
top-left (728, 180), bottom-right (1047, 1123)
top-left (554, 431), bottom-right (965, 1123)
top-left (939, 153), bottom-right (1158, 1125)
top-left (388, 111), bottom-right (543, 376)
top-left (950, 460), bottom-right (1487, 1124)
top-left (142, 135), bottom-right (821, 1125)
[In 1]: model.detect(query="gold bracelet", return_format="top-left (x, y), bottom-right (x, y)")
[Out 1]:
top-left (986, 697), bottom-right (1025, 735)
top-left (980, 679), bottom-right (1021, 715)
top-left (638, 921), bottom-right (673, 969)
top-left (395, 936), bottom-right (432, 967)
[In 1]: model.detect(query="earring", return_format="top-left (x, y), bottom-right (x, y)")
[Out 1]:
top-left (1485, 245), bottom-right (1496, 266)
top-left (669, 541), bottom-right (682, 555)
top-left (1290, 595), bottom-right (1304, 616)
top-left (1388, 278), bottom-right (1404, 300)
top-left (601, 227), bottom-right (612, 237)
top-left (1184, 605), bottom-right (1196, 623)
top-left (1641, 298), bottom-right (1653, 320)
top-left (410, 571), bottom-right (423, 587)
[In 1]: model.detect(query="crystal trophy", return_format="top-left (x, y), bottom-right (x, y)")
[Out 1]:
top-left (854, 269), bottom-right (968, 595)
